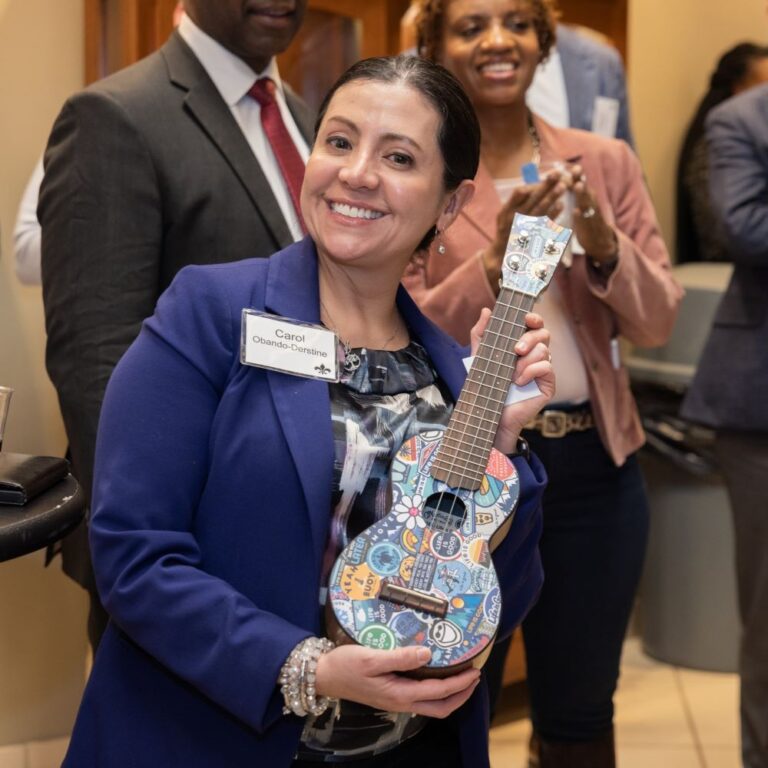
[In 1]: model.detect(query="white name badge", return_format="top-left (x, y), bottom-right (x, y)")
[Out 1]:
top-left (591, 96), bottom-right (620, 139)
top-left (241, 310), bottom-right (340, 382)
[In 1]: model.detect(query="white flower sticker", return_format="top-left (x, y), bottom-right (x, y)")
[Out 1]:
top-left (394, 494), bottom-right (426, 530)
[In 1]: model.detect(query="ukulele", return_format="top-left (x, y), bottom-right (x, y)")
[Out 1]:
top-left (326, 213), bottom-right (572, 677)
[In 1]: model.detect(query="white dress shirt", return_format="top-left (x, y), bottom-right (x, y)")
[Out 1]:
top-left (13, 157), bottom-right (44, 285)
top-left (178, 14), bottom-right (309, 242)
top-left (526, 47), bottom-right (570, 129)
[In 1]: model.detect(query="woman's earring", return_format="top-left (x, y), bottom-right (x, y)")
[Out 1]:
top-left (436, 231), bottom-right (446, 255)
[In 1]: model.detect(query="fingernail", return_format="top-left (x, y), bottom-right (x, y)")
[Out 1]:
top-left (516, 343), bottom-right (527, 353)
top-left (417, 647), bottom-right (431, 662)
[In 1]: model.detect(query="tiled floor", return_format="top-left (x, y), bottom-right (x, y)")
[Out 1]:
top-left (490, 638), bottom-right (741, 768)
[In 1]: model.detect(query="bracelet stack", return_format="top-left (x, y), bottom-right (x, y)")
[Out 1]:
top-left (279, 636), bottom-right (336, 717)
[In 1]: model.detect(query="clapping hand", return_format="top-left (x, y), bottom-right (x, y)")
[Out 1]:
top-left (567, 165), bottom-right (618, 266)
top-left (482, 171), bottom-right (568, 288)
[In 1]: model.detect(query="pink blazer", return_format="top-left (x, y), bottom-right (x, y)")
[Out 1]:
top-left (403, 117), bottom-right (683, 466)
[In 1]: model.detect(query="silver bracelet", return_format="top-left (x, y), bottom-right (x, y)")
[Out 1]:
top-left (278, 636), bottom-right (336, 717)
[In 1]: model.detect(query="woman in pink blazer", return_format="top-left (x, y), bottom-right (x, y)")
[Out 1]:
top-left (404, 2), bottom-right (683, 766)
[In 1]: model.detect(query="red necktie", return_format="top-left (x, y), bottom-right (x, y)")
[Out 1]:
top-left (248, 77), bottom-right (306, 233)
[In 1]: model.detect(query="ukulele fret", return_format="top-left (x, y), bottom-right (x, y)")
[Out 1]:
top-left (434, 439), bottom-right (495, 463)
top-left (464, 380), bottom-right (509, 395)
top-left (441, 423), bottom-right (497, 441)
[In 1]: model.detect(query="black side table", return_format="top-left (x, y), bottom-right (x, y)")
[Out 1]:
top-left (0, 475), bottom-right (84, 562)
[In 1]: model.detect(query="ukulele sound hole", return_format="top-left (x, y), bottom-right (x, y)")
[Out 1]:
top-left (422, 493), bottom-right (466, 532)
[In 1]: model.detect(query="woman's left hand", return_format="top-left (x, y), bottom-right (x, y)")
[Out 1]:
top-left (469, 310), bottom-right (555, 456)
top-left (568, 165), bottom-right (619, 267)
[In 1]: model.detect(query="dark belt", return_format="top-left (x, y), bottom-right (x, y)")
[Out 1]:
top-left (524, 406), bottom-right (594, 438)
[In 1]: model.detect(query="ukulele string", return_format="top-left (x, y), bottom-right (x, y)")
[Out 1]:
top-left (432, 292), bottom-right (526, 537)
top-left (431, 238), bottom-right (532, 537)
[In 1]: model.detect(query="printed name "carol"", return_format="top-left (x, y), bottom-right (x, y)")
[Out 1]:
top-left (275, 329), bottom-right (305, 342)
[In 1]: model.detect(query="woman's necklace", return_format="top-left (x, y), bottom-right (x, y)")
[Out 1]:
top-left (527, 111), bottom-right (542, 167)
top-left (319, 298), bottom-right (402, 373)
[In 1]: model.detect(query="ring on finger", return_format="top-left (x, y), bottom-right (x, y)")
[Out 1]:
top-left (581, 206), bottom-right (596, 219)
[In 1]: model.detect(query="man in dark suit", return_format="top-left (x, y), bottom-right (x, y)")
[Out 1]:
top-left (39, 0), bottom-right (312, 650)
top-left (682, 82), bottom-right (768, 768)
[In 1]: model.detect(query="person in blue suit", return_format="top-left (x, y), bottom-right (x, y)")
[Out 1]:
top-left (544, 24), bottom-right (634, 147)
top-left (62, 55), bottom-right (556, 768)
top-left (682, 81), bottom-right (768, 768)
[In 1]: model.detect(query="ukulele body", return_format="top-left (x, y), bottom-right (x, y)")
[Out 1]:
top-left (327, 429), bottom-right (519, 678)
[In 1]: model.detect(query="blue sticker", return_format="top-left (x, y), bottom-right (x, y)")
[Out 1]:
top-left (367, 542), bottom-right (402, 576)
top-left (483, 586), bottom-right (502, 625)
top-left (433, 561), bottom-right (472, 596)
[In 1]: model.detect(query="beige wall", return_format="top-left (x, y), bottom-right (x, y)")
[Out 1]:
top-left (0, 0), bottom-right (88, 746)
top-left (627, 0), bottom-right (767, 255)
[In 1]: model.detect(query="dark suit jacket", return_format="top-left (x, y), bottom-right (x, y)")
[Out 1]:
top-left (557, 24), bottom-right (634, 147)
top-left (38, 31), bottom-right (314, 584)
top-left (682, 83), bottom-right (768, 430)
top-left (62, 239), bottom-right (546, 767)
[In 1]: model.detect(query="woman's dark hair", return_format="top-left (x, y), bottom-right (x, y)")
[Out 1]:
top-left (313, 55), bottom-right (481, 250)
top-left (415, 0), bottom-right (560, 65)
top-left (676, 43), bottom-right (768, 262)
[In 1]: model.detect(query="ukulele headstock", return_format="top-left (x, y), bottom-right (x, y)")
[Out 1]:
top-left (501, 213), bottom-right (572, 298)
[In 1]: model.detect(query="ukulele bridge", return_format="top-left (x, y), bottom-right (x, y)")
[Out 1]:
top-left (379, 582), bottom-right (448, 617)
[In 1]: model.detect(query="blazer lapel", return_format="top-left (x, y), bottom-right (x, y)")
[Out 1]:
top-left (162, 33), bottom-right (294, 249)
top-left (263, 240), bottom-right (334, 566)
top-left (558, 29), bottom-right (598, 132)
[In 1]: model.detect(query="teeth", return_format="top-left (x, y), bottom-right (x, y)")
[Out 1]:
top-left (482, 62), bottom-right (516, 73)
top-left (331, 202), bottom-right (384, 220)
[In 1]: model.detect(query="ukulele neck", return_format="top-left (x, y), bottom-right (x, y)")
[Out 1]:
top-left (430, 289), bottom-right (537, 490)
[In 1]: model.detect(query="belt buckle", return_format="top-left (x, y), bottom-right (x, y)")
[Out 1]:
top-left (541, 410), bottom-right (568, 438)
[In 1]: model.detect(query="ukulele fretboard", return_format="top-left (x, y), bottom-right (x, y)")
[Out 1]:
top-left (430, 289), bottom-right (537, 489)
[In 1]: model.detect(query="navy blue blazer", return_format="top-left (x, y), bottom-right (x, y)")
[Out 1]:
top-left (682, 84), bottom-right (768, 430)
top-left (557, 24), bottom-right (634, 147)
top-left (63, 239), bottom-right (546, 767)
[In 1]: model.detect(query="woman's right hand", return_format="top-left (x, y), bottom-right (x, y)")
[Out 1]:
top-left (315, 644), bottom-right (481, 718)
top-left (482, 172), bottom-right (567, 289)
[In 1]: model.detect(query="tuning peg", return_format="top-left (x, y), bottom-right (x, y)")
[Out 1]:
top-left (516, 231), bottom-right (530, 247)
top-left (506, 253), bottom-right (521, 271)
top-left (544, 239), bottom-right (558, 254)
top-left (535, 264), bottom-right (549, 280)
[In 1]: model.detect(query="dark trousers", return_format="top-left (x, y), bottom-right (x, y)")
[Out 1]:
top-left (715, 431), bottom-right (768, 768)
top-left (519, 427), bottom-right (649, 742)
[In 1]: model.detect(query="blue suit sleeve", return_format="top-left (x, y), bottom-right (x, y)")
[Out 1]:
top-left (600, 45), bottom-right (634, 147)
top-left (90, 267), bottom-right (310, 734)
top-left (706, 92), bottom-right (768, 263)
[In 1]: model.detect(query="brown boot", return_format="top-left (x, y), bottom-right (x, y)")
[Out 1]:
top-left (529, 730), bottom-right (615, 768)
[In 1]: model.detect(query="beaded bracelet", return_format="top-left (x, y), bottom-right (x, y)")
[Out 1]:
top-left (278, 636), bottom-right (336, 717)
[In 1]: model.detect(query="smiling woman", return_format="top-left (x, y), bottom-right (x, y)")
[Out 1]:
top-left (59, 54), bottom-right (556, 768)
top-left (403, 2), bottom-right (683, 766)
